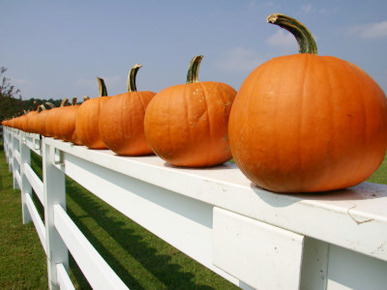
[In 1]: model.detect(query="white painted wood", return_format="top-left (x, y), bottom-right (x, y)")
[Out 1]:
top-left (24, 163), bottom-right (44, 204)
top-left (43, 141), bottom-right (68, 290)
top-left (14, 149), bottom-right (21, 165)
top-left (25, 193), bottom-right (47, 254)
top-left (300, 238), bottom-right (329, 290)
top-left (53, 204), bottom-right (128, 290)
top-left (44, 137), bottom-right (387, 263)
top-left (56, 263), bottom-right (75, 290)
top-left (14, 170), bottom-right (21, 190)
top-left (11, 134), bottom-right (19, 189)
top-left (326, 244), bottom-right (387, 290)
top-left (20, 140), bottom-right (32, 224)
top-left (213, 207), bottom-right (304, 290)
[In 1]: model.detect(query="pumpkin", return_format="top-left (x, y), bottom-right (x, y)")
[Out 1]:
top-left (228, 13), bottom-right (387, 193)
top-left (99, 64), bottom-right (156, 155)
top-left (144, 55), bottom-right (237, 167)
top-left (57, 97), bottom-right (83, 144)
top-left (75, 78), bottom-right (109, 149)
top-left (45, 99), bottom-right (68, 138)
top-left (22, 102), bottom-right (40, 133)
top-left (35, 102), bottom-right (55, 136)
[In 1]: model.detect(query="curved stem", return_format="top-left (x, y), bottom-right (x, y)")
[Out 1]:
top-left (127, 64), bottom-right (143, 92)
top-left (267, 13), bottom-right (318, 55)
top-left (38, 104), bottom-right (46, 112)
top-left (97, 77), bottom-right (108, 97)
top-left (45, 102), bottom-right (55, 109)
top-left (186, 55), bottom-right (204, 84)
top-left (60, 98), bottom-right (69, 107)
top-left (83, 95), bottom-right (90, 102)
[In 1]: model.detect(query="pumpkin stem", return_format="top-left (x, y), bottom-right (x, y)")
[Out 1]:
top-left (60, 98), bottom-right (69, 107)
top-left (97, 77), bottom-right (108, 97)
top-left (267, 13), bottom-right (318, 55)
top-left (186, 55), bottom-right (204, 84)
top-left (127, 63), bottom-right (143, 92)
top-left (72, 97), bottom-right (77, 105)
top-left (83, 95), bottom-right (90, 102)
top-left (45, 102), bottom-right (55, 109)
top-left (38, 104), bottom-right (46, 112)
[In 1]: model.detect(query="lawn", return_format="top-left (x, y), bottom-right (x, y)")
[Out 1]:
top-left (0, 142), bottom-right (386, 289)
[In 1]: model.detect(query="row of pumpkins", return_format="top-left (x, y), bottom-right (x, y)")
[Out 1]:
top-left (3, 14), bottom-right (387, 193)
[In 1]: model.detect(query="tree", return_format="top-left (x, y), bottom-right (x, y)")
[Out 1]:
top-left (0, 67), bottom-right (24, 122)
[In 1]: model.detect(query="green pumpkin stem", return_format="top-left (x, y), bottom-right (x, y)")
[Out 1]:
top-left (60, 98), bottom-right (69, 107)
top-left (267, 13), bottom-right (318, 55)
top-left (127, 64), bottom-right (143, 92)
top-left (45, 102), bottom-right (55, 109)
top-left (186, 55), bottom-right (204, 84)
top-left (97, 77), bottom-right (108, 97)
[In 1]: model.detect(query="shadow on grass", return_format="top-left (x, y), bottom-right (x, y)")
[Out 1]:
top-left (65, 178), bottom-right (217, 290)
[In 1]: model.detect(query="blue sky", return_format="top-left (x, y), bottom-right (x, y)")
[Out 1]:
top-left (1, 0), bottom-right (387, 100)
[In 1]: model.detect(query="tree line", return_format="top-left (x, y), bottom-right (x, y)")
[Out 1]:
top-left (0, 67), bottom-right (62, 122)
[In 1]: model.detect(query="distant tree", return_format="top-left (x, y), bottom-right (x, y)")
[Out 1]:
top-left (0, 67), bottom-right (24, 121)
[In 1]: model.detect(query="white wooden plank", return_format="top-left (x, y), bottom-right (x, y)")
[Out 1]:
top-left (56, 263), bottom-right (75, 290)
top-left (53, 204), bottom-right (128, 290)
top-left (14, 149), bottom-right (21, 165)
top-left (24, 163), bottom-right (44, 204)
top-left (14, 170), bottom-right (21, 189)
top-left (213, 207), bottom-right (304, 290)
top-left (25, 193), bottom-right (47, 254)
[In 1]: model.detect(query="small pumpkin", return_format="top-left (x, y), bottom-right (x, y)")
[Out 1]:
top-left (75, 78), bottom-right (109, 149)
top-left (99, 64), bottom-right (156, 155)
top-left (45, 98), bottom-right (69, 138)
top-left (228, 14), bottom-right (387, 193)
top-left (35, 102), bottom-right (55, 136)
top-left (144, 55), bottom-right (237, 167)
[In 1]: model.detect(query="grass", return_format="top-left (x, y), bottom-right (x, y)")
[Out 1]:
top-left (1, 143), bottom-right (386, 289)
top-left (0, 148), bottom-right (239, 289)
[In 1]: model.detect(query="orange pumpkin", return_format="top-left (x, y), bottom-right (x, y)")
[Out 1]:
top-left (99, 64), bottom-right (156, 155)
top-left (229, 14), bottom-right (387, 193)
top-left (45, 99), bottom-right (68, 138)
top-left (35, 102), bottom-right (55, 136)
top-left (57, 97), bottom-right (81, 143)
top-left (144, 55), bottom-right (237, 167)
top-left (75, 78), bottom-right (109, 149)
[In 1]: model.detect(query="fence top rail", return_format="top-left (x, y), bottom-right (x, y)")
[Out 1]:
top-left (41, 135), bottom-right (387, 262)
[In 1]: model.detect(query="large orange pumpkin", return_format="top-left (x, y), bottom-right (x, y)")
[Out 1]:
top-left (75, 78), bottom-right (109, 149)
top-left (229, 14), bottom-right (387, 193)
top-left (144, 55), bottom-right (237, 167)
top-left (99, 64), bottom-right (156, 155)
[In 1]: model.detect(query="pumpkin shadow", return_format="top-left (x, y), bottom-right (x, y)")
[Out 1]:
top-left (250, 181), bottom-right (385, 209)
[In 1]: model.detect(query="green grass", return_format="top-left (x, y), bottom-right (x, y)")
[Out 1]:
top-left (0, 148), bottom-right (239, 289)
top-left (367, 155), bottom-right (387, 184)
top-left (1, 144), bottom-right (386, 289)
top-left (0, 150), bottom-right (48, 289)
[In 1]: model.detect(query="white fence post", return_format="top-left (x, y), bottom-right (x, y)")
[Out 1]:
top-left (12, 132), bottom-right (20, 189)
top-left (20, 137), bottom-right (32, 224)
top-left (43, 139), bottom-right (68, 289)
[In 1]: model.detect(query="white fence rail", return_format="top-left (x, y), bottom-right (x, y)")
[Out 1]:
top-left (2, 126), bottom-right (387, 290)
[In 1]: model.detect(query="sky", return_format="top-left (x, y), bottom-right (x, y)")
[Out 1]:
top-left (1, 0), bottom-right (387, 100)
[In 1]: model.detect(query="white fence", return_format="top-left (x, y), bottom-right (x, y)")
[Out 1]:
top-left (3, 126), bottom-right (387, 290)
